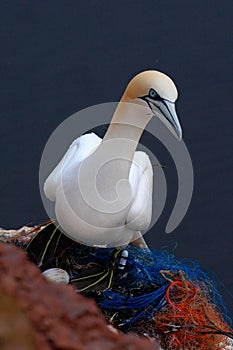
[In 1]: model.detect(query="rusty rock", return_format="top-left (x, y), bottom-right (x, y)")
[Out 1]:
top-left (0, 242), bottom-right (158, 350)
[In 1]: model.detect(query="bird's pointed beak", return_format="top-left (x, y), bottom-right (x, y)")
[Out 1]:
top-left (163, 101), bottom-right (182, 141)
top-left (147, 99), bottom-right (182, 141)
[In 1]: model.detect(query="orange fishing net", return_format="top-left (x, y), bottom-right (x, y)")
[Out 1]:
top-left (151, 279), bottom-right (232, 349)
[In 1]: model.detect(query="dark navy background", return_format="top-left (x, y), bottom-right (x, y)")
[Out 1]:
top-left (0, 1), bottom-right (232, 311)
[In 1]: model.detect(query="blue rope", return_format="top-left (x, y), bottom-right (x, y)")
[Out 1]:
top-left (100, 284), bottom-right (168, 310)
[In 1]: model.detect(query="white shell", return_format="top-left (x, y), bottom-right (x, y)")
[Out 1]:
top-left (42, 268), bottom-right (70, 284)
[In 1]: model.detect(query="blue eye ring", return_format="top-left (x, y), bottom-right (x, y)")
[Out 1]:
top-left (149, 88), bottom-right (157, 99)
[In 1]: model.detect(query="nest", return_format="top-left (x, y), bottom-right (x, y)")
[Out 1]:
top-left (1, 221), bottom-right (232, 349)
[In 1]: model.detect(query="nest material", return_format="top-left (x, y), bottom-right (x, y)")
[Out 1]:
top-left (1, 222), bottom-right (232, 350)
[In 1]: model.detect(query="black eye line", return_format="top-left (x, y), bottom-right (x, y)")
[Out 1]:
top-left (139, 96), bottom-right (175, 127)
top-left (139, 88), bottom-right (173, 103)
top-left (139, 96), bottom-right (152, 108)
top-left (139, 94), bottom-right (173, 104)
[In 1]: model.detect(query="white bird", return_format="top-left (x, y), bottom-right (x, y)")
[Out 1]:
top-left (44, 70), bottom-right (182, 248)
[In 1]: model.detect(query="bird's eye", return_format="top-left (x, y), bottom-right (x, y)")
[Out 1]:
top-left (149, 88), bottom-right (157, 99)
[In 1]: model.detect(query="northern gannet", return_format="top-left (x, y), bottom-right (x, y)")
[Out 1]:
top-left (44, 70), bottom-right (182, 248)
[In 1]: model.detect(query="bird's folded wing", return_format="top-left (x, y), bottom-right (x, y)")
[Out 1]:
top-left (44, 133), bottom-right (102, 201)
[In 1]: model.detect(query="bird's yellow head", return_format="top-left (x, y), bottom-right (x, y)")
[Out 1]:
top-left (122, 70), bottom-right (182, 140)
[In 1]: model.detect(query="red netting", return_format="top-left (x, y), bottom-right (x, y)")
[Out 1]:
top-left (152, 280), bottom-right (231, 349)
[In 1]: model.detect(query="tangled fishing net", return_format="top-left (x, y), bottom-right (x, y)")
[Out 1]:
top-left (4, 222), bottom-right (233, 349)
top-left (98, 245), bottom-right (232, 349)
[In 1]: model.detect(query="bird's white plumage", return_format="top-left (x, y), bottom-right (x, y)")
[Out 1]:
top-left (44, 133), bottom-right (153, 246)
